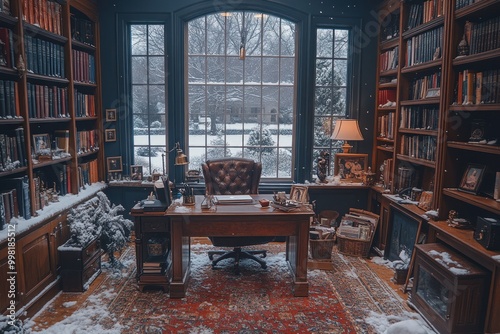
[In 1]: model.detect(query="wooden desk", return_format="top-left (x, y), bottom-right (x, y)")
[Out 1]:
top-left (165, 195), bottom-right (314, 298)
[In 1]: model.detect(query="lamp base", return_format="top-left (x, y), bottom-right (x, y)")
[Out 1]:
top-left (341, 142), bottom-right (353, 153)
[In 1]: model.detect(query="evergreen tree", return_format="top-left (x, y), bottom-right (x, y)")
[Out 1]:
top-left (67, 192), bottom-right (133, 267)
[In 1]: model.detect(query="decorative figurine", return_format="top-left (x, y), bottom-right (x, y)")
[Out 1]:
top-left (316, 151), bottom-right (330, 183)
top-left (457, 34), bottom-right (469, 56)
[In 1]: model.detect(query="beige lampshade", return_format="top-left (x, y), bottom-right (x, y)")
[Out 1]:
top-left (330, 119), bottom-right (364, 153)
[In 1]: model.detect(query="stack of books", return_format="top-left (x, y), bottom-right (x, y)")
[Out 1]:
top-left (142, 262), bottom-right (164, 274)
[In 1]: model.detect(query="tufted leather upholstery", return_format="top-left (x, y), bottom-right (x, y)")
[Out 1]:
top-left (201, 158), bottom-right (273, 273)
top-left (201, 158), bottom-right (262, 196)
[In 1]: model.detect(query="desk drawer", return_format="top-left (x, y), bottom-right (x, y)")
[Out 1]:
top-left (143, 220), bottom-right (169, 233)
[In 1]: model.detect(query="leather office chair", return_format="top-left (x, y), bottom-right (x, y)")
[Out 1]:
top-left (201, 158), bottom-right (274, 273)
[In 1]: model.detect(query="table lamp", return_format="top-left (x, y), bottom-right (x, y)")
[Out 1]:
top-left (330, 119), bottom-right (364, 153)
top-left (162, 142), bottom-right (189, 175)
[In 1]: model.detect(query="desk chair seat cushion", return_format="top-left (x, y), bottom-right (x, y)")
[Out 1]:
top-left (202, 158), bottom-right (274, 273)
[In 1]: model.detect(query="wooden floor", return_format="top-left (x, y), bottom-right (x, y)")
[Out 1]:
top-left (31, 238), bottom-right (409, 330)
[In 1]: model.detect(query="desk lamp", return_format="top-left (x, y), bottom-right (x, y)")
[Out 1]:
top-left (330, 119), bottom-right (364, 153)
top-left (162, 142), bottom-right (189, 175)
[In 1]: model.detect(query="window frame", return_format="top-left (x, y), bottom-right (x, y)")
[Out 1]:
top-left (309, 17), bottom-right (363, 181)
top-left (114, 7), bottom-right (363, 186)
top-left (185, 11), bottom-right (298, 181)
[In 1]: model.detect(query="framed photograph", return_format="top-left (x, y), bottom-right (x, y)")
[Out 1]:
top-left (32, 133), bottom-right (51, 154)
top-left (130, 165), bottom-right (143, 180)
top-left (107, 156), bottom-right (123, 172)
top-left (105, 129), bottom-right (116, 142)
top-left (334, 153), bottom-right (368, 180)
top-left (458, 163), bottom-right (485, 195)
top-left (425, 88), bottom-right (440, 98)
top-left (105, 108), bottom-right (117, 122)
top-left (290, 185), bottom-right (309, 203)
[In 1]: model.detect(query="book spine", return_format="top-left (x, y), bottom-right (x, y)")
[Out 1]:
top-left (0, 193), bottom-right (5, 230)
top-left (21, 176), bottom-right (30, 219)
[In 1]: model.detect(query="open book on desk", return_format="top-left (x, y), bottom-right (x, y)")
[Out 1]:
top-left (214, 195), bottom-right (254, 204)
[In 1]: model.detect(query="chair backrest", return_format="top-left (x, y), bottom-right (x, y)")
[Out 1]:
top-left (201, 158), bottom-right (262, 195)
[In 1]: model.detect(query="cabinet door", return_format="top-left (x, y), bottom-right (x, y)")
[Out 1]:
top-left (50, 213), bottom-right (69, 271)
top-left (0, 246), bottom-right (12, 313)
top-left (17, 224), bottom-right (56, 305)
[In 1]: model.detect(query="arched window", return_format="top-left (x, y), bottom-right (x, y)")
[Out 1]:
top-left (186, 12), bottom-right (296, 179)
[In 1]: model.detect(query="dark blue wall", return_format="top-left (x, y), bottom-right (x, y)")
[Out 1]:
top-left (98, 0), bottom-right (379, 211)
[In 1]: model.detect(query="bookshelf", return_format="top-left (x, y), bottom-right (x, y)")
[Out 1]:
top-left (0, 0), bottom-right (103, 317)
top-left (0, 0), bottom-right (103, 222)
top-left (372, 0), bottom-right (445, 203)
top-left (373, 1), bottom-right (500, 332)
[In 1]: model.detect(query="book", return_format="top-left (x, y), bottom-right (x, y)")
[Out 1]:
top-left (54, 130), bottom-right (69, 152)
top-left (214, 195), bottom-right (253, 204)
top-left (494, 172), bottom-right (500, 201)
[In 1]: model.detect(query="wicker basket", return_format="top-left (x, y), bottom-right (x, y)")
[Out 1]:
top-left (310, 239), bottom-right (335, 259)
top-left (336, 235), bottom-right (371, 257)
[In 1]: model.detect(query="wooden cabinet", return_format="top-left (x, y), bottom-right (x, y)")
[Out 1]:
top-left (411, 243), bottom-right (489, 334)
top-left (14, 213), bottom-right (68, 317)
top-left (131, 206), bottom-right (171, 292)
top-left (59, 236), bottom-right (102, 292)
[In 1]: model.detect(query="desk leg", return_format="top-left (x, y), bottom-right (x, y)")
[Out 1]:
top-left (169, 219), bottom-right (190, 298)
top-left (287, 221), bottom-right (309, 297)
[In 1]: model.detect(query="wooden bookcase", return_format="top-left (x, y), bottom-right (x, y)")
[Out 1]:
top-left (0, 0), bottom-right (103, 222)
top-left (373, 1), bottom-right (500, 332)
top-left (0, 0), bottom-right (103, 316)
top-left (373, 0), bottom-right (445, 203)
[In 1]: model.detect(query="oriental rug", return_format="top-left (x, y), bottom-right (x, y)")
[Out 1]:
top-left (32, 242), bottom-right (415, 333)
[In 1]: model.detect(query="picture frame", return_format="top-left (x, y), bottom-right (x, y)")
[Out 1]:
top-left (334, 153), bottom-right (368, 180)
top-left (107, 156), bottom-right (123, 172)
top-left (32, 133), bottom-right (51, 154)
top-left (458, 163), bottom-right (485, 195)
top-left (130, 165), bottom-right (143, 180)
top-left (105, 108), bottom-right (117, 122)
top-left (290, 185), bottom-right (309, 204)
top-left (105, 129), bottom-right (116, 142)
top-left (425, 87), bottom-right (440, 98)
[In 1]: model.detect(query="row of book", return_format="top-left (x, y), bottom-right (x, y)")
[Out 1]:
top-left (377, 113), bottom-right (395, 140)
top-left (73, 50), bottom-right (96, 84)
top-left (22, 0), bottom-right (63, 35)
top-left (379, 46), bottom-right (398, 72)
top-left (75, 90), bottom-right (96, 117)
top-left (396, 166), bottom-right (414, 192)
top-left (380, 10), bottom-right (400, 41)
top-left (455, 0), bottom-right (478, 10)
top-left (71, 14), bottom-right (95, 46)
top-left (455, 69), bottom-right (500, 105)
top-left (25, 35), bottom-right (65, 78)
top-left (400, 134), bottom-right (437, 162)
top-left (400, 106), bottom-right (439, 130)
top-left (0, 128), bottom-right (28, 171)
top-left (406, 0), bottom-right (444, 30)
top-left (78, 159), bottom-right (99, 188)
top-left (409, 72), bottom-right (440, 100)
top-left (0, 176), bottom-right (31, 230)
top-left (405, 26), bottom-right (443, 67)
top-left (0, 80), bottom-right (18, 118)
top-left (76, 130), bottom-right (98, 153)
top-left (0, 28), bottom-right (15, 68)
top-left (378, 88), bottom-right (397, 104)
top-left (463, 16), bottom-right (500, 56)
top-left (0, 0), bottom-right (11, 14)
top-left (27, 83), bottom-right (69, 119)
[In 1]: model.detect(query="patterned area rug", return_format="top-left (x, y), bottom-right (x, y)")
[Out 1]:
top-left (32, 242), bottom-right (415, 333)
